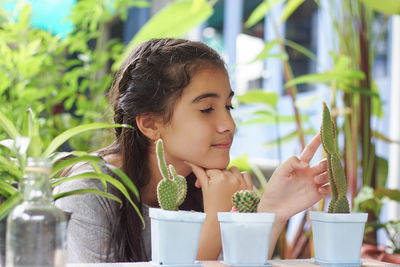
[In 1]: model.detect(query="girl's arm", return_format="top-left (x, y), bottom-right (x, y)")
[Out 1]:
top-left (186, 163), bottom-right (253, 260)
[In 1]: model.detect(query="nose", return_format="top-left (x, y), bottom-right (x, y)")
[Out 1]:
top-left (217, 110), bottom-right (236, 134)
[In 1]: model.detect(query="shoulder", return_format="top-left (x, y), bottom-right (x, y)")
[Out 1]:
top-left (53, 161), bottom-right (120, 221)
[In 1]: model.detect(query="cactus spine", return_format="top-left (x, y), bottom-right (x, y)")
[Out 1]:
top-left (320, 102), bottom-right (350, 213)
top-left (156, 139), bottom-right (187, 210)
top-left (232, 190), bottom-right (260, 213)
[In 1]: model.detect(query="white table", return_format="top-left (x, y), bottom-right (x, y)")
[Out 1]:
top-left (67, 258), bottom-right (398, 266)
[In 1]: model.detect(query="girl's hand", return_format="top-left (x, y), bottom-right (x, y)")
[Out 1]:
top-left (258, 134), bottom-right (330, 222)
top-left (185, 162), bottom-right (253, 214)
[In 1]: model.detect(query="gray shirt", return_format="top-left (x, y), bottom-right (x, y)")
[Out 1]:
top-left (54, 162), bottom-right (151, 263)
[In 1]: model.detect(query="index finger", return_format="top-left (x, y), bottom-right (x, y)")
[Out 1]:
top-left (299, 133), bottom-right (321, 164)
top-left (184, 161), bottom-right (209, 188)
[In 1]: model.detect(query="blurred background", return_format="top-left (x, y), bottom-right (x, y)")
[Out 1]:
top-left (0, 0), bottom-right (399, 261)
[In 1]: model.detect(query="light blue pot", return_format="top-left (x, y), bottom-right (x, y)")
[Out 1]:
top-left (149, 208), bottom-right (206, 266)
top-left (310, 211), bottom-right (368, 267)
top-left (218, 212), bottom-right (275, 266)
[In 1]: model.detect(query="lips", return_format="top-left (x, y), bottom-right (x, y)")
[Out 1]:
top-left (211, 142), bottom-right (232, 149)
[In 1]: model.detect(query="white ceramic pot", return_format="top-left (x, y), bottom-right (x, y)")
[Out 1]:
top-left (149, 208), bottom-right (206, 266)
top-left (218, 212), bottom-right (275, 266)
top-left (310, 211), bottom-right (368, 267)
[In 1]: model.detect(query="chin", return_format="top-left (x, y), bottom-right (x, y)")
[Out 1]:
top-left (202, 158), bottom-right (230, 170)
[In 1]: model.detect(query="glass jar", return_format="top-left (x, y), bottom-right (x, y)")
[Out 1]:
top-left (6, 158), bottom-right (67, 267)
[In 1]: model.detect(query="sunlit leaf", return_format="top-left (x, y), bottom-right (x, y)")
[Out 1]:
top-left (105, 163), bottom-right (140, 200)
top-left (113, 0), bottom-right (213, 70)
top-left (359, 0), bottom-right (400, 15)
top-left (371, 81), bottom-right (383, 118)
top-left (53, 188), bottom-right (122, 204)
top-left (250, 40), bottom-right (280, 63)
top-left (0, 110), bottom-right (20, 140)
top-left (284, 39), bottom-right (317, 62)
top-left (42, 123), bottom-right (131, 158)
top-left (236, 90), bottom-right (279, 106)
top-left (51, 155), bottom-right (104, 178)
top-left (295, 95), bottom-right (320, 109)
top-left (245, 0), bottom-right (285, 28)
top-left (0, 192), bottom-right (22, 221)
top-left (281, 0), bottom-right (305, 22)
top-left (240, 114), bottom-right (309, 125)
top-left (228, 154), bottom-right (251, 172)
top-left (371, 130), bottom-right (400, 144)
top-left (0, 180), bottom-right (18, 196)
top-left (263, 127), bottom-right (316, 147)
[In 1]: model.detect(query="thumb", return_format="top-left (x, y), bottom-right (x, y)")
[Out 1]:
top-left (184, 161), bottom-right (209, 188)
top-left (279, 156), bottom-right (308, 176)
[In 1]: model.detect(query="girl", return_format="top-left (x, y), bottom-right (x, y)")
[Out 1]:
top-left (55, 38), bottom-right (330, 263)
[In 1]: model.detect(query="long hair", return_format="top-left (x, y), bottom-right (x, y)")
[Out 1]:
top-left (99, 38), bottom-right (226, 262)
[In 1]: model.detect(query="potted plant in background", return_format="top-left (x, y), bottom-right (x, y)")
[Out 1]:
top-left (354, 186), bottom-right (400, 264)
top-left (0, 109), bottom-right (142, 267)
top-left (149, 139), bottom-right (205, 266)
top-left (218, 190), bottom-right (275, 266)
top-left (309, 103), bottom-right (368, 267)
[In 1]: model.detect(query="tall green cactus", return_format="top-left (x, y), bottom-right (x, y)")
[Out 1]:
top-left (320, 102), bottom-right (350, 213)
top-left (156, 139), bottom-right (187, 210)
top-left (232, 190), bottom-right (260, 213)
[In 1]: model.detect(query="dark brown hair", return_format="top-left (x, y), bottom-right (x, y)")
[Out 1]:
top-left (100, 38), bottom-right (226, 262)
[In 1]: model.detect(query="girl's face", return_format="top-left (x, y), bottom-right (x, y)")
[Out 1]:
top-left (159, 67), bottom-right (235, 175)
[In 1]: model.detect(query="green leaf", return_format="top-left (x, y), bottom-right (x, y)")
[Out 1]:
top-left (113, 0), bottom-right (213, 70)
top-left (105, 163), bottom-right (140, 200)
top-left (284, 71), bottom-right (365, 89)
top-left (371, 81), bottom-right (383, 117)
top-left (0, 155), bottom-right (23, 179)
top-left (250, 40), bottom-right (279, 63)
top-left (359, 0), bottom-right (400, 15)
top-left (26, 109), bottom-right (43, 157)
top-left (284, 39), bottom-right (317, 62)
top-left (353, 186), bottom-right (375, 212)
top-left (53, 188), bottom-right (122, 204)
top-left (236, 90), bottom-right (279, 106)
top-left (0, 180), bottom-right (18, 196)
top-left (0, 192), bottom-right (22, 221)
top-left (245, 0), bottom-right (285, 28)
top-left (240, 114), bottom-right (309, 125)
top-left (281, 0), bottom-right (305, 22)
top-left (294, 95), bottom-right (320, 109)
top-left (53, 179), bottom-right (145, 227)
top-left (371, 130), bottom-right (400, 144)
top-left (42, 123), bottom-right (131, 158)
top-left (228, 154), bottom-right (251, 172)
top-left (51, 155), bottom-right (104, 178)
top-left (374, 188), bottom-right (400, 202)
top-left (263, 128), bottom-right (316, 147)
top-left (0, 110), bottom-right (20, 140)
top-left (375, 156), bottom-right (388, 189)
top-left (18, 4), bottom-right (32, 29)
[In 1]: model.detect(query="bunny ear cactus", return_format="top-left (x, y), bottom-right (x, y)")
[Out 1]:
top-left (232, 190), bottom-right (260, 213)
top-left (156, 139), bottom-right (187, 211)
top-left (320, 102), bottom-right (350, 213)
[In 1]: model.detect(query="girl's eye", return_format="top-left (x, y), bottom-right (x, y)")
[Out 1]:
top-left (226, 105), bottom-right (234, 110)
top-left (200, 107), bottom-right (214, 113)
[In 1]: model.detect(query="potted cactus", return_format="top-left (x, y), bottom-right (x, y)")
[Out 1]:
top-left (149, 139), bottom-right (205, 266)
top-left (218, 190), bottom-right (275, 266)
top-left (309, 102), bottom-right (368, 267)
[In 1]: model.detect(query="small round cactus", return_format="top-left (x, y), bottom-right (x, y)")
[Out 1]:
top-left (156, 139), bottom-right (187, 211)
top-left (232, 190), bottom-right (260, 213)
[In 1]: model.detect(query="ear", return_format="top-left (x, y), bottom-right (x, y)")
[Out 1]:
top-left (136, 114), bottom-right (163, 141)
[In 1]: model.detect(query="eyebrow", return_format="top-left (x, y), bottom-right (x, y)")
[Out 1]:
top-left (192, 91), bottom-right (234, 103)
